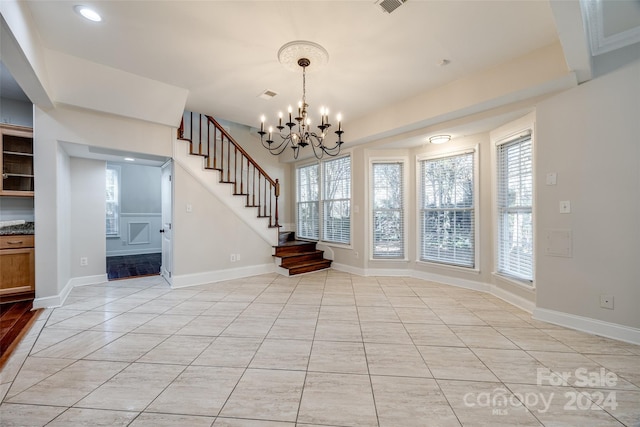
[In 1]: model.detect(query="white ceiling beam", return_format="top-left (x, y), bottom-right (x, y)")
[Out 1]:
top-left (549, 0), bottom-right (593, 83)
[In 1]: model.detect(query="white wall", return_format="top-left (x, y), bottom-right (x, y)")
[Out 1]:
top-left (0, 197), bottom-right (34, 221)
top-left (106, 162), bottom-right (162, 257)
top-left (0, 98), bottom-right (32, 127)
top-left (535, 59), bottom-right (640, 330)
top-left (172, 161), bottom-right (274, 286)
top-left (70, 157), bottom-right (106, 278)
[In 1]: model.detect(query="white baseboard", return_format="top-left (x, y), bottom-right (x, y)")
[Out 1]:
top-left (106, 248), bottom-right (162, 257)
top-left (489, 284), bottom-right (536, 313)
top-left (171, 263), bottom-right (276, 289)
top-left (331, 262), bottom-right (366, 276)
top-left (533, 308), bottom-right (640, 345)
top-left (33, 274), bottom-right (108, 309)
top-left (409, 269), bottom-right (490, 294)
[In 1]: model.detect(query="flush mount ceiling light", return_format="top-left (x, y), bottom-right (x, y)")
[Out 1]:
top-left (258, 41), bottom-right (344, 159)
top-left (123, 157), bottom-right (135, 162)
top-left (74, 5), bottom-right (102, 22)
top-left (429, 135), bottom-right (451, 144)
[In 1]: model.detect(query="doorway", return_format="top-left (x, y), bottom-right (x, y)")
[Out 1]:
top-left (105, 160), bottom-right (170, 281)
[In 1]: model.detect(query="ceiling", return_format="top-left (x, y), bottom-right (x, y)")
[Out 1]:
top-left (3, 1), bottom-right (640, 152)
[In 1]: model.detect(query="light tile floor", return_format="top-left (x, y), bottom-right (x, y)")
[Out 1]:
top-left (1, 271), bottom-right (639, 426)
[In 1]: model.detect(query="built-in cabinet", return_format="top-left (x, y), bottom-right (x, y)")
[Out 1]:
top-left (1, 125), bottom-right (34, 197)
top-left (0, 235), bottom-right (35, 297)
top-left (1, 124), bottom-right (35, 301)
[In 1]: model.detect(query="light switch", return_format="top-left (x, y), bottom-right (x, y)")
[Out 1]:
top-left (546, 173), bottom-right (557, 185)
top-left (186, 203), bottom-right (193, 213)
top-left (559, 200), bottom-right (571, 214)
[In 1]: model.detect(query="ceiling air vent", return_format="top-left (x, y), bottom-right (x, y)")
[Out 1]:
top-left (377, 0), bottom-right (406, 14)
top-left (258, 90), bottom-right (278, 100)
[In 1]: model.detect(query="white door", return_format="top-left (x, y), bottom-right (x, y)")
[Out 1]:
top-left (160, 160), bottom-right (173, 283)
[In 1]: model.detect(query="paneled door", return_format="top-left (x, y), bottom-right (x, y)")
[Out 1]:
top-left (160, 160), bottom-right (173, 283)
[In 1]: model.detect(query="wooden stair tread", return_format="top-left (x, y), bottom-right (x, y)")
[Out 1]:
top-left (277, 249), bottom-right (323, 259)
top-left (275, 240), bottom-right (316, 248)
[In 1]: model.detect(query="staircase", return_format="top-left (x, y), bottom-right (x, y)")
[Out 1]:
top-left (178, 112), bottom-right (280, 232)
top-left (274, 231), bottom-right (332, 276)
top-left (178, 111), bottom-right (332, 276)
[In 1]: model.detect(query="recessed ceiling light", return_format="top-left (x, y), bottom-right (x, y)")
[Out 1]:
top-left (74, 5), bottom-right (102, 22)
top-left (124, 157), bottom-right (135, 162)
top-left (429, 135), bottom-right (451, 144)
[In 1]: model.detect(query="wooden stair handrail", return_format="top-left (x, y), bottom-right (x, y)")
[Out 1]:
top-left (178, 112), bottom-right (280, 229)
top-left (206, 116), bottom-right (277, 188)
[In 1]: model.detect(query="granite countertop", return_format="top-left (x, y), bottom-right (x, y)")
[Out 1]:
top-left (0, 222), bottom-right (35, 236)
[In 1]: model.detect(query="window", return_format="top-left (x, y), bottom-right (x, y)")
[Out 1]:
top-left (296, 155), bottom-right (351, 245)
top-left (497, 134), bottom-right (533, 282)
top-left (106, 165), bottom-right (120, 236)
top-left (419, 151), bottom-right (475, 268)
top-left (372, 162), bottom-right (404, 259)
top-left (322, 156), bottom-right (351, 244)
top-left (297, 163), bottom-right (319, 240)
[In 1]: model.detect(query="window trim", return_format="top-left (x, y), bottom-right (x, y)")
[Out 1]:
top-left (368, 156), bottom-right (409, 262)
top-left (416, 145), bottom-right (480, 270)
top-left (105, 164), bottom-right (121, 238)
top-left (295, 152), bottom-right (353, 249)
top-left (491, 126), bottom-right (536, 288)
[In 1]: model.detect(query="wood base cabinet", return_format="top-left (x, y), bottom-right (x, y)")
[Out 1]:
top-left (0, 235), bottom-right (35, 296)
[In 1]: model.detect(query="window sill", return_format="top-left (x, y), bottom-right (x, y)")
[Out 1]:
top-left (369, 257), bottom-right (410, 263)
top-left (492, 272), bottom-right (535, 290)
top-left (106, 235), bottom-right (120, 239)
top-left (318, 241), bottom-right (352, 250)
top-left (416, 260), bottom-right (480, 275)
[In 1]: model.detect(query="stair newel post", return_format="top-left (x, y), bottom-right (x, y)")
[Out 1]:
top-left (274, 179), bottom-right (280, 228)
top-left (178, 116), bottom-right (184, 139)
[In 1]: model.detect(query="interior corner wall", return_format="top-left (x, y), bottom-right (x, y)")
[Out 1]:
top-left (69, 157), bottom-right (106, 278)
top-left (535, 59), bottom-right (640, 329)
top-left (33, 105), bottom-right (173, 305)
top-left (55, 143), bottom-right (71, 296)
top-left (172, 162), bottom-right (273, 279)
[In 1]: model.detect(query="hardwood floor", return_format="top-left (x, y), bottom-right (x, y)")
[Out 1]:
top-left (0, 300), bottom-right (41, 369)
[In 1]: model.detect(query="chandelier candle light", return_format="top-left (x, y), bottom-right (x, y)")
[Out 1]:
top-left (258, 42), bottom-right (344, 159)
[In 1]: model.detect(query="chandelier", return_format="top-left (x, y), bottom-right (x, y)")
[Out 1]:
top-left (258, 42), bottom-right (344, 159)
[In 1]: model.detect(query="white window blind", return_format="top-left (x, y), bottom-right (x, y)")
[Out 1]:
top-left (420, 152), bottom-right (475, 268)
top-left (497, 135), bottom-right (533, 281)
top-left (106, 165), bottom-right (120, 236)
top-left (372, 162), bottom-right (404, 259)
top-left (323, 156), bottom-right (351, 244)
top-left (297, 163), bottom-right (319, 240)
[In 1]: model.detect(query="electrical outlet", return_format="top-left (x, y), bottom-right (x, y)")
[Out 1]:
top-left (600, 294), bottom-right (614, 310)
top-left (236, 253), bottom-right (241, 261)
top-left (354, 251), bottom-right (359, 258)
top-left (80, 257), bottom-right (88, 266)
top-left (186, 203), bottom-right (193, 213)
top-left (230, 254), bottom-right (236, 262)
